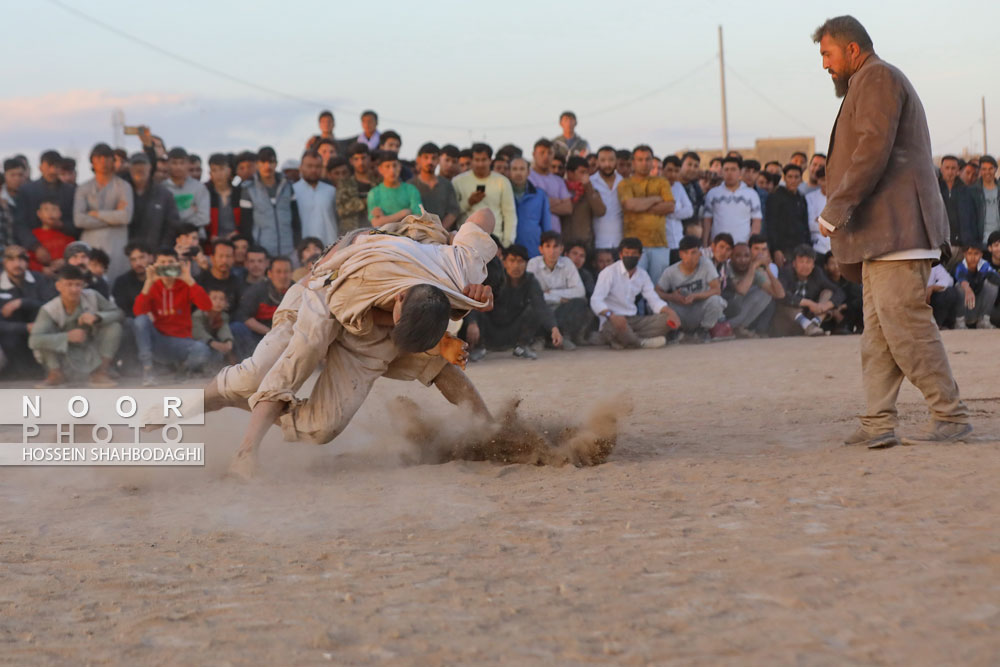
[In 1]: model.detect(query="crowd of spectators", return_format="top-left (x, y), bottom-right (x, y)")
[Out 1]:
top-left (0, 109), bottom-right (996, 385)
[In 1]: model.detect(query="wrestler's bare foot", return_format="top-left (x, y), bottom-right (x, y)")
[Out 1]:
top-left (227, 446), bottom-right (257, 481)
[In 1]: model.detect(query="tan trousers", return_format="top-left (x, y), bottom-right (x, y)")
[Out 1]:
top-left (217, 282), bottom-right (447, 444)
top-left (599, 313), bottom-right (671, 348)
top-left (860, 260), bottom-right (968, 431)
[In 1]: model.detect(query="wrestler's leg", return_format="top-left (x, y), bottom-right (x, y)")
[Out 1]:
top-left (432, 363), bottom-right (491, 420)
top-left (228, 400), bottom-right (285, 480)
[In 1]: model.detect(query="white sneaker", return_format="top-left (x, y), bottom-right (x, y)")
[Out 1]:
top-left (954, 316), bottom-right (967, 330)
top-left (639, 336), bottom-right (667, 349)
top-left (979, 318), bottom-right (996, 330)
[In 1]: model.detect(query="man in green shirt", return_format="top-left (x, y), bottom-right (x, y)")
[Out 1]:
top-left (28, 264), bottom-right (122, 387)
top-left (367, 150), bottom-right (422, 227)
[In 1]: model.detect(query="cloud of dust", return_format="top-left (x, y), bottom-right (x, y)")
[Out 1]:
top-left (387, 394), bottom-right (631, 468)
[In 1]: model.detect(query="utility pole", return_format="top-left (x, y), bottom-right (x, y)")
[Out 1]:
top-left (982, 96), bottom-right (988, 154)
top-left (718, 25), bottom-right (729, 154)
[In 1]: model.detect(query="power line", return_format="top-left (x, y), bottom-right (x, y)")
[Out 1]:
top-left (724, 64), bottom-right (816, 135)
top-left (44, 0), bottom-right (718, 135)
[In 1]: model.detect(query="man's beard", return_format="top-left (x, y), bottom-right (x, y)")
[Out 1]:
top-left (600, 167), bottom-right (616, 177)
top-left (831, 70), bottom-right (849, 98)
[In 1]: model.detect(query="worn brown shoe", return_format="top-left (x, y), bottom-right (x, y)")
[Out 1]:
top-left (901, 421), bottom-right (973, 446)
top-left (843, 427), bottom-right (899, 449)
top-left (35, 369), bottom-right (66, 388)
top-left (88, 370), bottom-right (118, 388)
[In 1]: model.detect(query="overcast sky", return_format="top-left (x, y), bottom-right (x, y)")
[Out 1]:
top-left (4, 0), bottom-right (998, 169)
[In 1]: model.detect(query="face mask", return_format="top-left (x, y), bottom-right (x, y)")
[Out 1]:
top-left (156, 264), bottom-right (182, 278)
top-left (622, 256), bottom-right (640, 271)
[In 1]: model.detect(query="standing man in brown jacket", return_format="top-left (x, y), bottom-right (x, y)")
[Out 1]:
top-left (814, 16), bottom-right (970, 448)
top-left (561, 156), bottom-right (606, 248)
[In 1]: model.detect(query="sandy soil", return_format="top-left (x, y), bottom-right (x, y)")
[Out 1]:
top-left (2, 331), bottom-right (999, 666)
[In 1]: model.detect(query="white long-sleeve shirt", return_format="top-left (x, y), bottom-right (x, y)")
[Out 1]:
top-left (526, 255), bottom-right (585, 305)
top-left (293, 179), bottom-right (338, 246)
top-left (590, 260), bottom-right (668, 320)
top-left (590, 171), bottom-right (624, 249)
top-left (665, 180), bottom-right (695, 249)
top-left (928, 263), bottom-right (954, 289)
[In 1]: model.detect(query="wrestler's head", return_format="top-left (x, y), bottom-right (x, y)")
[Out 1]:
top-left (813, 16), bottom-right (874, 98)
top-left (391, 284), bottom-right (451, 353)
top-left (466, 208), bottom-right (496, 236)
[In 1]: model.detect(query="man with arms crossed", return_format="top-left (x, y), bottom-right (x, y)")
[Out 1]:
top-left (814, 16), bottom-right (969, 448)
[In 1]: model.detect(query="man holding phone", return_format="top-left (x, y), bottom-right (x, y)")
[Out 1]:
top-left (132, 247), bottom-right (216, 385)
top-left (452, 143), bottom-right (517, 246)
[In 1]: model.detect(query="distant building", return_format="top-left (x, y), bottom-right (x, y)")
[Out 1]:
top-left (676, 137), bottom-right (817, 165)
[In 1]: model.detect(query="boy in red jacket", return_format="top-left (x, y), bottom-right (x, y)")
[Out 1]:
top-left (132, 247), bottom-right (216, 385)
top-left (28, 200), bottom-right (74, 276)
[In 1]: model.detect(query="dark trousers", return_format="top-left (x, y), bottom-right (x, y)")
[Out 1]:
top-left (930, 286), bottom-right (962, 329)
top-left (548, 298), bottom-right (594, 343)
top-left (464, 308), bottom-right (540, 350)
top-left (0, 329), bottom-right (42, 379)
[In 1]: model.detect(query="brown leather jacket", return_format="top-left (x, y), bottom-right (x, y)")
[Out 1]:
top-left (822, 54), bottom-right (948, 280)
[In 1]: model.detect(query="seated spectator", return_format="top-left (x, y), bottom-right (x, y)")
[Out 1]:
top-left (231, 234), bottom-right (250, 281)
top-left (462, 244), bottom-right (561, 361)
top-left (335, 143), bottom-right (374, 233)
top-left (192, 288), bottom-right (235, 364)
top-left (724, 242), bottom-right (784, 337)
top-left (231, 256), bottom-right (293, 358)
top-left (510, 157), bottom-right (550, 256)
top-left (710, 233), bottom-right (734, 293)
top-left (594, 248), bottom-right (615, 274)
top-left (27, 199), bottom-right (73, 277)
top-left (409, 143), bottom-right (459, 229)
top-left (565, 241), bottom-right (595, 298)
top-left (526, 231), bottom-right (591, 349)
top-left (656, 236), bottom-right (732, 343)
top-left (749, 233), bottom-right (780, 277)
top-left (126, 152), bottom-right (179, 249)
top-left (953, 243), bottom-right (999, 329)
top-left (29, 264), bottom-right (122, 387)
top-left (112, 242), bottom-right (153, 317)
top-left (292, 237), bottom-right (324, 281)
top-left (63, 242), bottom-right (110, 298)
top-left (561, 156), bottom-right (606, 247)
top-left (0, 245), bottom-right (55, 378)
top-left (927, 261), bottom-right (963, 329)
top-left (132, 247), bottom-right (216, 385)
top-left (87, 248), bottom-right (111, 297)
top-left (242, 245), bottom-right (269, 287)
top-left (173, 222), bottom-right (209, 275)
top-left (987, 231), bottom-right (1000, 270)
top-left (765, 164), bottom-right (811, 267)
top-left (773, 244), bottom-right (844, 337)
top-left (367, 151), bottom-right (422, 227)
top-left (822, 253), bottom-right (863, 334)
top-left (589, 237), bottom-right (678, 350)
top-left (73, 143), bottom-right (134, 278)
top-left (196, 239), bottom-right (242, 316)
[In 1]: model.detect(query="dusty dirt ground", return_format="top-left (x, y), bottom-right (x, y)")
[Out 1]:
top-left (2, 330), bottom-right (999, 666)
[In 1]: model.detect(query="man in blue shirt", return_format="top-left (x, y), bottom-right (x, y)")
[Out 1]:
top-left (510, 157), bottom-right (550, 258)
